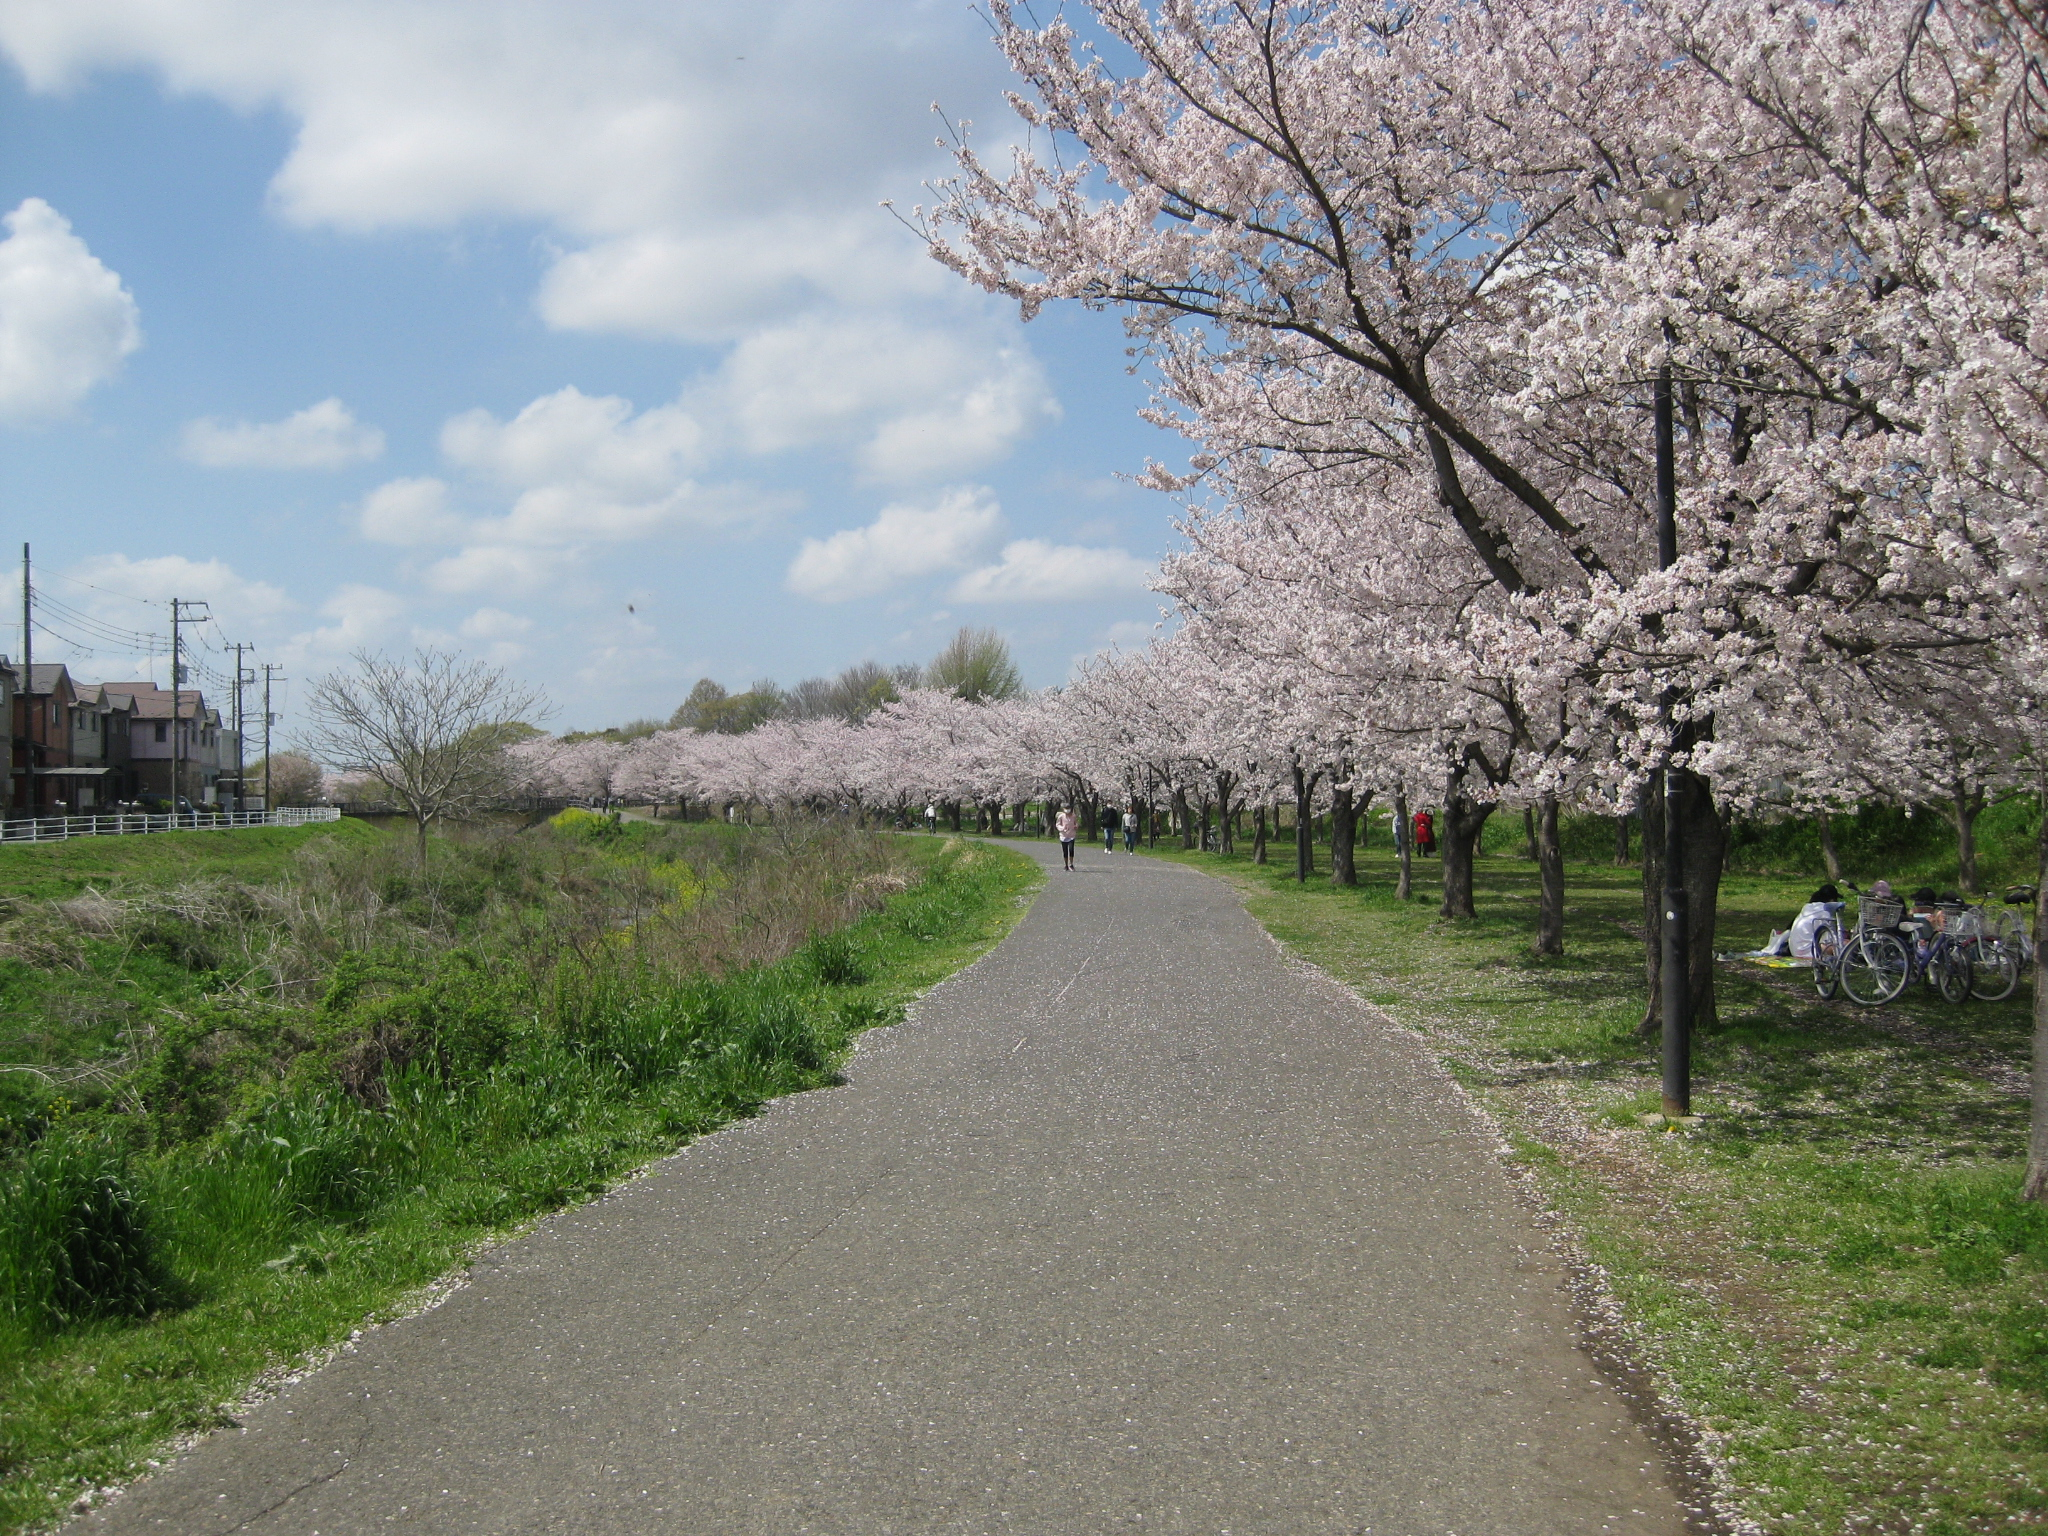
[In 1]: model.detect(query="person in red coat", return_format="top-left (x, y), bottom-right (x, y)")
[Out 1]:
top-left (1412, 808), bottom-right (1437, 857)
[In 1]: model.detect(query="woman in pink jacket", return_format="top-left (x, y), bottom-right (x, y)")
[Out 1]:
top-left (1054, 806), bottom-right (1078, 871)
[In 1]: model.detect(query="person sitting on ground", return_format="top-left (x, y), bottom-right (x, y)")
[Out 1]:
top-left (1781, 883), bottom-right (1843, 959)
top-left (1900, 885), bottom-right (1948, 956)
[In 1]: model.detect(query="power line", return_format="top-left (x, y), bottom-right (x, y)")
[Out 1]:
top-left (31, 593), bottom-right (161, 652)
top-left (38, 567), bottom-right (169, 609)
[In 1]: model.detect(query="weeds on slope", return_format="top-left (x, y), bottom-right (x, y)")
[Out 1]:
top-left (1146, 841), bottom-right (2044, 1536)
top-left (0, 822), bottom-right (1038, 1532)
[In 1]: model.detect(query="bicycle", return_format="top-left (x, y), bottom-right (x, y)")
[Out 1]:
top-left (1811, 885), bottom-right (1914, 1005)
top-left (1952, 884), bottom-right (2035, 1002)
top-left (1902, 902), bottom-right (1976, 1005)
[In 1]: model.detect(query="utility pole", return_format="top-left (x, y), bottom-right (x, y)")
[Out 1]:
top-left (18, 542), bottom-right (31, 817)
top-left (169, 599), bottom-right (180, 822)
top-left (261, 663), bottom-right (281, 809)
top-left (168, 599), bottom-right (210, 824)
top-left (229, 642), bottom-right (249, 813)
top-left (1655, 357), bottom-right (1691, 1120)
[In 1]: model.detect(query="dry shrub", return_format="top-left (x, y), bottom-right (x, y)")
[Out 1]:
top-left (0, 908), bottom-right (89, 972)
top-left (625, 820), bottom-right (919, 978)
top-left (849, 871), bottom-right (914, 914)
top-left (58, 890), bottom-right (123, 935)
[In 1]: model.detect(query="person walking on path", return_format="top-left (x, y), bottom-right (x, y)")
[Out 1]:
top-left (1124, 806), bottom-right (1139, 854)
top-left (1055, 805), bottom-right (1079, 870)
top-left (1102, 804), bottom-right (1120, 854)
top-left (1413, 807), bottom-right (1437, 857)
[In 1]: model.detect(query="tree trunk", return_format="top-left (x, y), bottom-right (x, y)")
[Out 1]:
top-left (1252, 805), bottom-right (1268, 865)
top-left (1215, 774), bottom-right (1238, 854)
top-left (1438, 794), bottom-right (1494, 919)
top-left (2025, 798), bottom-right (2048, 1204)
top-left (1395, 786), bottom-right (1413, 901)
top-left (1638, 766), bottom-right (1728, 1036)
top-left (1293, 764), bottom-right (1318, 882)
top-left (947, 801), bottom-right (962, 833)
top-left (1817, 811), bottom-right (1842, 882)
top-left (1173, 787), bottom-right (1195, 850)
top-left (1523, 806), bottom-right (1538, 860)
top-left (1613, 813), bottom-right (1631, 865)
top-left (415, 813), bottom-right (430, 870)
top-left (1950, 779), bottom-right (1985, 894)
top-left (1329, 785), bottom-right (1360, 887)
top-left (1534, 791), bottom-right (1564, 955)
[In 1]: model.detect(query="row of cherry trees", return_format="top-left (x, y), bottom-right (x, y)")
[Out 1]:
top-left (925, 0), bottom-right (2048, 1183)
top-left (516, 0), bottom-right (2048, 1195)
top-left (917, 0), bottom-right (2048, 1029)
top-left (507, 689), bottom-right (1070, 828)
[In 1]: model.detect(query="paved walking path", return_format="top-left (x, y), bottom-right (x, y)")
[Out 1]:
top-left (90, 839), bottom-right (1689, 1535)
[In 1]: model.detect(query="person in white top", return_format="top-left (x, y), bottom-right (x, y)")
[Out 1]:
top-left (1054, 806), bottom-right (1078, 870)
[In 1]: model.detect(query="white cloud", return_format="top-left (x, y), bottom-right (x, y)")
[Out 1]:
top-left (537, 215), bottom-right (946, 345)
top-left (181, 397), bottom-right (384, 469)
top-left (0, 7), bottom-right (1062, 502)
top-left (440, 386), bottom-right (716, 544)
top-left (715, 316), bottom-right (1057, 482)
top-left (0, 4), bottom-right (1012, 327)
top-left (421, 544), bottom-right (560, 598)
top-left (0, 197), bottom-right (140, 424)
top-left (279, 583), bottom-right (407, 672)
top-left (358, 476), bottom-right (463, 546)
top-left (787, 486), bottom-right (1004, 602)
top-left (357, 387), bottom-right (789, 600)
top-left (66, 552), bottom-right (292, 625)
top-left (453, 606), bottom-right (532, 663)
top-left (949, 540), bottom-right (1156, 604)
top-left (459, 606), bottom-right (532, 641)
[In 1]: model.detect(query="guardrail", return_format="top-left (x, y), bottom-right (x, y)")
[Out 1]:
top-left (0, 806), bottom-right (342, 844)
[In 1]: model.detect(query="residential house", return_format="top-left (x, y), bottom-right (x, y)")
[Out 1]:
top-left (105, 683), bottom-right (230, 807)
top-left (7, 661), bottom-right (81, 815)
top-left (71, 684), bottom-right (139, 806)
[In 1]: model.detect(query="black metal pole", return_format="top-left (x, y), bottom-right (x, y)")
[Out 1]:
top-left (1656, 359), bottom-right (1691, 1118)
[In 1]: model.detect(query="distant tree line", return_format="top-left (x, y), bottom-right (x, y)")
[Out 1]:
top-left (566, 627), bottom-right (1026, 745)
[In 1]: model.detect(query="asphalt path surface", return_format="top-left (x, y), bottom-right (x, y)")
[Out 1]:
top-left (89, 837), bottom-right (1689, 1535)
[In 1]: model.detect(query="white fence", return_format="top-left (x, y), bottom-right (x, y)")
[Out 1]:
top-left (0, 805), bottom-right (342, 844)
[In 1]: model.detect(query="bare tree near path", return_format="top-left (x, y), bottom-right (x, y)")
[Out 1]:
top-left (302, 648), bottom-right (548, 865)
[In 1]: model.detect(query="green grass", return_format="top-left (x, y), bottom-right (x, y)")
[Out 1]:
top-left (0, 822), bottom-right (384, 1152)
top-left (0, 824), bottom-right (1039, 1532)
top-left (1143, 835), bottom-right (2044, 1536)
top-left (0, 821), bottom-right (380, 905)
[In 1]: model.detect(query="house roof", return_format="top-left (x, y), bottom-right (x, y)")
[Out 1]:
top-left (4, 662), bottom-right (75, 696)
top-left (74, 684), bottom-right (137, 712)
top-left (101, 684), bottom-right (211, 721)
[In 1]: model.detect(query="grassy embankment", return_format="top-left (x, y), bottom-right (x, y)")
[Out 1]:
top-left (1146, 802), bottom-right (2044, 1536)
top-left (0, 815), bottom-right (1038, 1532)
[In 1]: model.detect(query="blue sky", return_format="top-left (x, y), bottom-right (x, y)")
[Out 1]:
top-left (0, 1), bottom-right (1179, 733)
